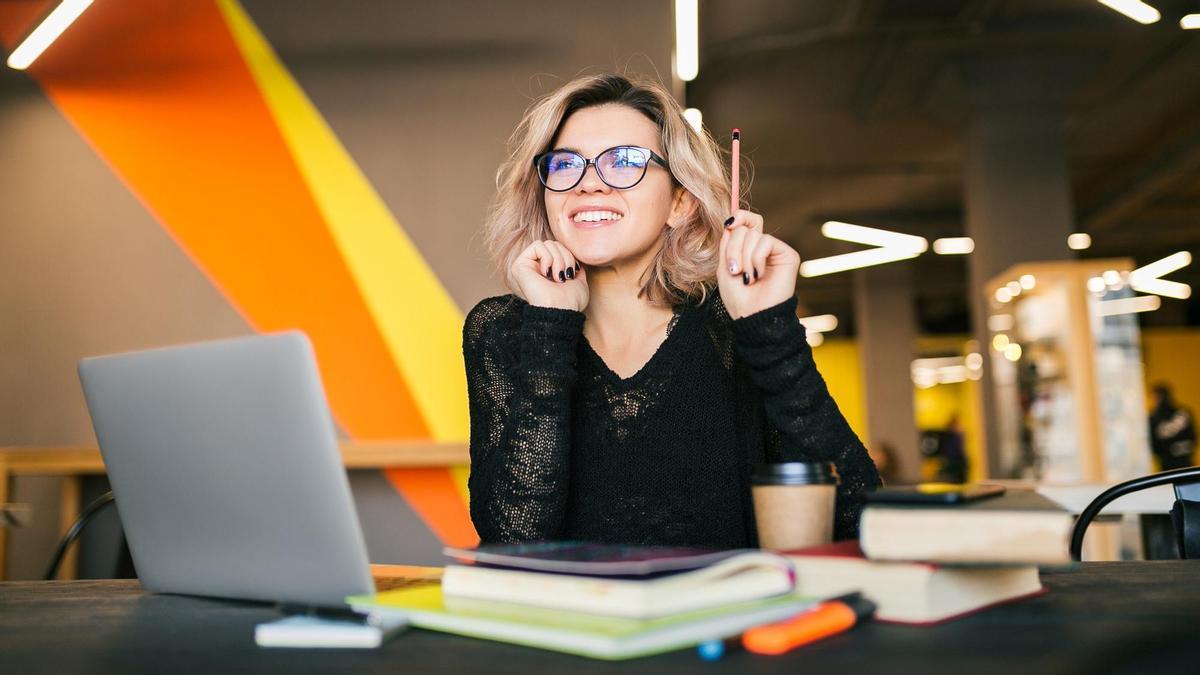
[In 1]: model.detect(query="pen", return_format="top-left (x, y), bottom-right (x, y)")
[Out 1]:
top-left (730, 128), bottom-right (741, 215)
top-left (741, 592), bottom-right (875, 656)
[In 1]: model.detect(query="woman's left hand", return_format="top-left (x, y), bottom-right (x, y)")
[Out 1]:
top-left (717, 210), bottom-right (801, 320)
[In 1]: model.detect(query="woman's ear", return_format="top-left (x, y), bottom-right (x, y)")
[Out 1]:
top-left (668, 187), bottom-right (699, 229)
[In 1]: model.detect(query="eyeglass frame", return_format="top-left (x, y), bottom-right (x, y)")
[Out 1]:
top-left (532, 145), bottom-right (671, 192)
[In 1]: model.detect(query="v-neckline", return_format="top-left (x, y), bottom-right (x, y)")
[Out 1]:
top-left (580, 305), bottom-right (692, 385)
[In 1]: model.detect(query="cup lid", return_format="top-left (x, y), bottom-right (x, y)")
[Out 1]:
top-left (751, 461), bottom-right (837, 486)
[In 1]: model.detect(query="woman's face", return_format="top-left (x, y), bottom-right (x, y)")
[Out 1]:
top-left (543, 104), bottom-right (677, 269)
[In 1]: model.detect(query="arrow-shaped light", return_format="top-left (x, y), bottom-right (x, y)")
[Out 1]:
top-left (1130, 251), bottom-right (1192, 300)
top-left (800, 221), bottom-right (927, 277)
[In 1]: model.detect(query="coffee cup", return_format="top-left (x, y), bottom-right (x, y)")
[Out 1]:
top-left (751, 461), bottom-right (838, 550)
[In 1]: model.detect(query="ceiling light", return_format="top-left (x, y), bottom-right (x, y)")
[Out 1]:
top-left (1130, 251), bottom-right (1192, 299)
top-left (1067, 233), bottom-right (1092, 250)
top-left (1182, 14), bottom-right (1200, 29)
top-left (683, 108), bottom-right (703, 132)
top-left (675, 0), bottom-right (699, 81)
top-left (1130, 278), bottom-right (1192, 300)
top-left (987, 314), bottom-right (1014, 331)
top-left (1019, 274), bottom-right (1036, 290)
top-left (992, 334), bottom-right (1010, 351)
top-left (6, 0), bottom-right (94, 70)
top-left (932, 237), bottom-right (974, 255)
top-left (798, 314), bottom-right (838, 334)
top-left (965, 352), bottom-right (984, 371)
top-left (799, 247), bottom-right (921, 277)
top-left (1096, 295), bottom-right (1162, 317)
top-left (995, 287), bottom-right (1012, 303)
top-left (821, 221), bottom-right (928, 253)
top-left (1006, 281), bottom-right (1022, 296)
top-left (1102, 270), bottom-right (1124, 288)
top-left (1004, 343), bottom-right (1023, 362)
top-left (1096, 0), bottom-right (1161, 24)
top-left (1087, 276), bottom-right (1108, 294)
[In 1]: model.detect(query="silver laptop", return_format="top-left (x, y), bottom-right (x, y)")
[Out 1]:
top-left (78, 331), bottom-right (374, 607)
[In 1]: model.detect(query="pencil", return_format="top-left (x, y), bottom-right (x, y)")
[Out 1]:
top-left (730, 129), bottom-right (740, 215)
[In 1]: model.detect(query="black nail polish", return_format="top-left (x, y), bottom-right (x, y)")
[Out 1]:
top-left (546, 270), bottom-right (553, 280)
top-left (575, 262), bottom-right (580, 271)
top-left (753, 268), bottom-right (759, 280)
top-left (566, 267), bottom-right (575, 279)
top-left (742, 273), bottom-right (749, 285)
top-left (558, 270), bottom-right (566, 281)
top-left (724, 216), bottom-right (735, 228)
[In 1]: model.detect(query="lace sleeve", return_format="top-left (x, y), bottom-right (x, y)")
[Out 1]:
top-left (463, 297), bottom-right (584, 542)
top-left (731, 297), bottom-right (881, 540)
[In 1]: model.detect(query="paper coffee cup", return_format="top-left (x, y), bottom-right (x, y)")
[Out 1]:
top-left (751, 462), bottom-right (838, 550)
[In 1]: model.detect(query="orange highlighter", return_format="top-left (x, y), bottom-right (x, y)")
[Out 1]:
top-left (742, 593), bottom-right (876, 655)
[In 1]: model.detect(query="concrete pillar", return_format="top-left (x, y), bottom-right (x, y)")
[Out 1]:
top-left (854, 263), bottom-right (920, 483)
top-left (962, 100), bottom-right (1076, 477)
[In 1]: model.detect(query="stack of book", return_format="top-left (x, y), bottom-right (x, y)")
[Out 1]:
top-left (785, 487), bottom-right (1074, 625)
top-left (348, 543), bottom-right (813, 660)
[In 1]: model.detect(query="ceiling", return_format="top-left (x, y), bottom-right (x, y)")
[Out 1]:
top-left (689, 0), bottom-right (1200, 334)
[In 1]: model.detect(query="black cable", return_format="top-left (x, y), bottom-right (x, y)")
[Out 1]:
top-left (44, 490), bottom-right (116, 581)
top-left (1070, 466), bottom-right (1200, 561)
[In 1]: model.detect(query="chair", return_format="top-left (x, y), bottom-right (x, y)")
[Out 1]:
top-left (1070, 466), bottom-right (1200, 560)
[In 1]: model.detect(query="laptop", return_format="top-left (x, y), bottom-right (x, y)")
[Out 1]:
top-left (78, 331), bottom-right (378, 608)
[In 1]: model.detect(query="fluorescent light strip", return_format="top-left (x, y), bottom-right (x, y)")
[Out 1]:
top-left (683, 108), bottom-right (703, 132)
top-left (798, 314), bottom-right (838, 334)
top-left (799, 247), bottom-right (920, 277)
top-left (806, 332), bottom-right (825, 347)
top-left (1097, 295), bottom-right (1162, 316)
top-left (1131, 278), bottom-right (1192, 300)
top-left (821, 221), bottom-right (928, 253)
top-left (932, 237), bottom-right (974, 255)
top-left (6, 0), bottom-right (93, 70)
top-left (1183, 14), bottom-right (1200, 29)
top-left (1096, 0), bottom-right (1161, 24)
top-left (1130, 251), bottom-right (1191, 285)
top-left (675, 0), bottom-right (698, 81)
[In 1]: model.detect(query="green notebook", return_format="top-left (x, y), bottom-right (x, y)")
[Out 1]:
top-left (347, 585), bottom-right (813, 660)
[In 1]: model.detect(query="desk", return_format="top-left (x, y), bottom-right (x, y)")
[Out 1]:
top-left (0, 563), bottom-right (1194, 674)
top-left (0, 443), bottom-right (469, 580)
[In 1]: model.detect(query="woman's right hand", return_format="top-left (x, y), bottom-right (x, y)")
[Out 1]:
top-left (510, 240), bottom-right (589, 312)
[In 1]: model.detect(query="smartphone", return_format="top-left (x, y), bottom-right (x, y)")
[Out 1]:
top-left (865, 483), bottom-right (1006, 505)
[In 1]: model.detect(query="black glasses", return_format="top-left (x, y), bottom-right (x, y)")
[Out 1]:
top-left (533, 145), bottom-right (670, 192)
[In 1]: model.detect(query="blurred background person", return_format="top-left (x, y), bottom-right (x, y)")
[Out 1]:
top-left (1149, 383), bottom-right (1197, 471)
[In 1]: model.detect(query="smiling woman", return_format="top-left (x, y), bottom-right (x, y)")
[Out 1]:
top-left (465, 73), bottom-right (880, 548)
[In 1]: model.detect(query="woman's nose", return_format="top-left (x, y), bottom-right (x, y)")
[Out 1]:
top-left (575, 163), bottom-right (611, 193)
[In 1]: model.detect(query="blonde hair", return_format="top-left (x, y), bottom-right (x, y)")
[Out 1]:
top-left (484, 73), bottom-right (733, 307)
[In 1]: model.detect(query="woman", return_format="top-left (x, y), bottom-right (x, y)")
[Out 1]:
top-left (465, 73), bottom-right (880, 548)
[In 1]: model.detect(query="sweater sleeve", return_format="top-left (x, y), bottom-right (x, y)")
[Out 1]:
top-left (731, 297), bottom-right (881, 540)
top-left (463, 297), bottom-right (585, 543)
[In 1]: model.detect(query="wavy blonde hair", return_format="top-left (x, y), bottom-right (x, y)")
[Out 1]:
top-left (483, 73), bottom-right (733, 307)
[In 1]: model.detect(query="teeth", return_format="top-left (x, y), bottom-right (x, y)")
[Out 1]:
top-left (572, 210), bottom-right (624, 223)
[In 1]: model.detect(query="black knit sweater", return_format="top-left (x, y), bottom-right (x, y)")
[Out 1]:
top-left (463, 292), bottom-right (881, 549)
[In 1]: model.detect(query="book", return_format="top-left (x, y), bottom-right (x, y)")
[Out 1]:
top-left (441, 551), bottom-right (795, 619)
top-left (347, 585), bottom-right (813, 660)
top-left (786, 541), bottom-right (1045, 625)
top-left (254, 614), bottom-right (408, 648)
top-left (860, 489), bottom-right (1074, 565)
top-left (442, 541), bottom-right (748, 576)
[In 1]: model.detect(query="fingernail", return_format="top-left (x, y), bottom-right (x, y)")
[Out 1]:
top-left (724, 216), bottom-right (735, 228)
top-left (546, 270), bottom-right (553, 280)
top-left (566, 267), bottom-right (575, 279)
top-left (729, 261), bottom-right (739, 274)
top-left (753, 268), bottom-right (759, 280)
top-left (558, 270), bottom-right (566, 281)
top-left (742, 273), bottom-right (749, 285)
top-left (574, 262), bottom-right (580, 271)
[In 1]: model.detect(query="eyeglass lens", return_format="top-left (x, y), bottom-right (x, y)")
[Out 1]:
top-left (539, 147), bottom-right (651, 191)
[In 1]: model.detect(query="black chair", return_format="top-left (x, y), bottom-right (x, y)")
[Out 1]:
top-left (1070, 466), bottom-right (1200, 561)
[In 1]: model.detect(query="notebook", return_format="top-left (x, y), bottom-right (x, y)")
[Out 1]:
top-left (347, 585), bottom-right (813, 660)
top-left (440, 551), bottom-right (795, 619)
top-left (442, 541), bottom-right (747, 576)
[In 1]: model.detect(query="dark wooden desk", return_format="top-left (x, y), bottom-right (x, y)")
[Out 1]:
top-left (0, 563), bottom-right (1195, 674)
